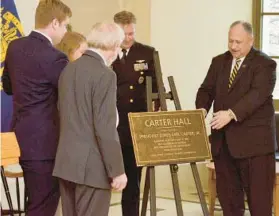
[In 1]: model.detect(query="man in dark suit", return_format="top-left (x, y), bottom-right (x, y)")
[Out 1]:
top-left (196, 21), bottom-right (277, 216)
top-left (112, 11), bottom-right (159, 216)
top-left (53, 22), bottom-right (127, 216)
top-left (1, 1), bottom-right (71, 215)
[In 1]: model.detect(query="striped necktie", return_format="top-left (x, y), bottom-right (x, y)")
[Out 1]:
top-left (228, 58), bottom-right (241, 88)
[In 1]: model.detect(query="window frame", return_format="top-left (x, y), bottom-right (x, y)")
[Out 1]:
top-left (253, 0), bottom-right (279, 100)
top-left (252, 0), bottom-right (279, 57)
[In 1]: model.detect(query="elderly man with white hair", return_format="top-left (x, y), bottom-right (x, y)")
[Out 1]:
top-left (53, 22), bottom-right (127, 216)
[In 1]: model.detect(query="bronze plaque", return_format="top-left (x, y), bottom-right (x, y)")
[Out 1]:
top-left (128, 110), bottom-right (211, 166)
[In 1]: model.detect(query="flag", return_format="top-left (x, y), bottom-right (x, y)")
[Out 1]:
top-left (1, 0), bottom-right (24, 132)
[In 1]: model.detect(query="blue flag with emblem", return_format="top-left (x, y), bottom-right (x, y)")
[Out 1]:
top-left (1, 0), bottom-right (24, 132)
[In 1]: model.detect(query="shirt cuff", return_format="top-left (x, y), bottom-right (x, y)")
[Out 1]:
top-left (228, 109), bottom-right (237, 121)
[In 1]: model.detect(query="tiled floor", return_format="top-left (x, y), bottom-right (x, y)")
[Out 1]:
top-left (2, 197), bottom-right (251, 216)
top-left (2, 188), bottom-right (252, 216)
top-left (110, 198), bottom-right (220, 216)
top-left (108, 193), bottom-right (252, 216)
top-left (0, 165), bottom-right (252, 215)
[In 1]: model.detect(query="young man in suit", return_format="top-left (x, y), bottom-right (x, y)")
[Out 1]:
top-left (196, 21), bottom-right (277, 216)
top-left (112, 11), bottom-right (159, 216)
top-left (2, 0), bottom-right (71, 215)
top-left (53, 22), bottom-right (127, 216)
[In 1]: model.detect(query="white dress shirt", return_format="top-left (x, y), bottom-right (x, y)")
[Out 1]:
top-left (228, 56), bottom-right (245, 121)
top-left (230, 56), bottom-right (245, 75)
top-left (118, 48), bottom-right (130, 59)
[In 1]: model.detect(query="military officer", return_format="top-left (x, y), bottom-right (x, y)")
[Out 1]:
top-left (112, 10), bottom-right (159, 216)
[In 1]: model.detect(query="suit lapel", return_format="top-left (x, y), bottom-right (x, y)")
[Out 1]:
top-left (126, 42), bottom-right (137, 60)
top-left (112, 43), bottom-right (137, 70)
top-left (228, 48), bottom-right (256, 92)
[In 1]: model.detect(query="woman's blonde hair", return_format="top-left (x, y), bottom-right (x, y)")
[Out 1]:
top-left (56, 31), bottom-right (87, 60)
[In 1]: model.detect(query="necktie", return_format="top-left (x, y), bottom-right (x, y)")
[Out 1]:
top-left (228, 58), bottom-right (241, 88)
top-left (120, 49), bottom-right (127, 64)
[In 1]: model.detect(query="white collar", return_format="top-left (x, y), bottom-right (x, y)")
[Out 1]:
top-left (33, 30), bottom-right (52, 44)
top-left (88, 48), bottom-right (107, 66)
top-left (120, 48), bottom-right (130, 55)
top-left (234, 56), bottom-right (245, 62)
top-left (118, 48), bottom-right (130, 59)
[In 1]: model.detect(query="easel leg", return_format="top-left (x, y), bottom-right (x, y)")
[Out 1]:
top-left (208, 169), bottom-right (216, 216)
top-left (141, 167), bottom-right (150, 216)
top-left (1, 166), bottom-right (14, 216)
top-left (190, 163), bottom-right (209, 216)
top-left (170, 164), bottom-right (184, 216)
top-left (149, 167), bottom-right (156, 216)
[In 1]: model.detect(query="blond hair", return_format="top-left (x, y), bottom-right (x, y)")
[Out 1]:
top-left (114, 11), bottom-right (136, 25)
top-left (87, 22), bottom-right (124, 51)
top-left (35, 0), bottom-right (72, 29)
top-left (56, 31), bottom-right (87, 60)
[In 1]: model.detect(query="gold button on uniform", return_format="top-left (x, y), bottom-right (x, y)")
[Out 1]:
top-left (140, 71), bottom-right (144, 75)
top-left (129, 85), bottom-right (134, 90)
top-left (130, 99), bottom-right (134, 103)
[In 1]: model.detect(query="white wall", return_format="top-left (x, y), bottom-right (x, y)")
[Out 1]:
top-left (14, 0), bottom-right (39, 35)
top-left (64, 0), bottom-right (151, 44)
top-left (150, 0), bottom-right (252, 197)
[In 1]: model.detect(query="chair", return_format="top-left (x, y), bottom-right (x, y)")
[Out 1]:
top-left (206, 162), bottom-right (279, 216)
top-left (1, 132), bottom-right (21, 216)
top-left (206, 162), bottom-right (217, 216)
top-left (3, 169), bottom-right (27, 216)
top-left (2, 169), bottom-right (28, 215)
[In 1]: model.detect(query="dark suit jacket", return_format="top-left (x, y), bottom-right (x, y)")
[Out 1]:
top-left (196, 48), bottom-right (277, 158)
top-left (53, 50), bottom-right (124, 189)
top-left (112, 42), bottom-right (157, 146)
top-left (1, 31), bottom-right (68, 160)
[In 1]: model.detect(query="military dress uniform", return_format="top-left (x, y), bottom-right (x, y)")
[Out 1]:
top-left (112, 42), bottom-right (158, 216)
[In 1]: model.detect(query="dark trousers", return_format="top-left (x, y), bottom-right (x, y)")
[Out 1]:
top-left (59, 179), bottom-right (111, 216)
top-left (19, 160), bottom-right (59, 216)
top-left (213, 142), bottom-right (275, 216)
top-left (121, 146), bottom-right (143, 216)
